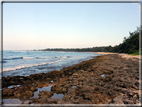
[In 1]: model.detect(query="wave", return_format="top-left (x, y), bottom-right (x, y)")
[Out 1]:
top-left (3, 57), bottom-right (35, 60)
top-left (3, 56), bottom-right (84, 62)
top-left (3, 59), bottom-right (61, 72)
top-left (3, 56), bottom-right (63, 61)
top-left (36, 57), bottom-right (51, 59)
top-left (3, 57), bottom-right (23, 60)
top-left (22, 57), bottom-right (35, 59)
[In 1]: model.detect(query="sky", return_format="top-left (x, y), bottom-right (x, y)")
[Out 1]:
top-left (3, 2), bottom-right (140, 50)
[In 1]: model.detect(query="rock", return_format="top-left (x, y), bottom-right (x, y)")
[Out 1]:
top-left (133, 93), bottom-right (138, 98)
top-left (12, 85), bottom-right (34, 99)
top-left (30, 85), bottom-right (37, 91)
top-left (51, 84), bottom-right (67, 93)
top-left (35, 97), bottom-right (49, 104)
top-left (47, 99), bottom-right (61, 104)
top-left (57, 100), bottom-right (73, 104)
top-left (80, 85), bottom-right (93, 93)
top-left (3, 88), bottom-right (13, 96)
top-left (127, 91), bottom-right (134, 98)
top-left (38, 91), bottom-right (53, 98)
top-left (78, 77), bottom-right (86, 82)
top-left (14, 90), bottom-right (21, 97)
top-left (135, 82), bottom-right (139, 87)
top-left (104, 70), bottom-right (113, 74)
top-left (82, 100), bottom-right (92, 104)
top-left (24, 90), bottom-right (33, 97)
top-left (83, 93), bottom-right (92, 100)
top-left (72, 73), bottom-right (78, 78)
top-left (123, 99), bottom-right (134, 104)
top-left (70, 96), bottom-right (84, 104)
top-left (62, 87), bottom-right (67, 93)
top-left (64, 84), bottom-right (71, 88)
top-left (103, 77), bottom-right (111, 82)
top-left (62, 94), bottom-right (72, 101)
top-left (111, 96), bottom-right (124, 104)
top-left (91, 95), bottom-right (101, 104)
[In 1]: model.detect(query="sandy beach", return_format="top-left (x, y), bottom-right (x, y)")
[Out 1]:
top-left (2, 54), bottom-right (140, 105)
top-left (94, 52), bottom-right (141, 60)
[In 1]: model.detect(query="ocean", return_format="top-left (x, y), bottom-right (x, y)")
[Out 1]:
top-left (1, 50), bottom-right (99, 78)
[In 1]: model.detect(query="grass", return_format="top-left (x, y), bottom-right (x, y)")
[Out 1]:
top-left (129, 51), bottom-right (141, 56)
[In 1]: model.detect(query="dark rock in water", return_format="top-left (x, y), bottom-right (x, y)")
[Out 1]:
top-left (11, 84), bottom-right (37, 100)
top-left (26, 84), bottom-right (37, 92)
top-left (38, 90), bottom-right (53, 98)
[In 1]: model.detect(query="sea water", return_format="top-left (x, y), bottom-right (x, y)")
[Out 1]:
top-left (1, 50), bottom-right (99, 78)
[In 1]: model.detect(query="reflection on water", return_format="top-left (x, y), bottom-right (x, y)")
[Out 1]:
top-left (51, 93), bottom-right (64, 100)
top-left (3, 98), bottom-right (22, 104)
top-left (2, 85), bottom-right (65, 104)
top-left (72, 85), bottom-right (77, 88)
top-left (8, 85), bottom-right (21, 89)
top-left (31, 85), bottom-right (53, 98)
top-left (101, 74), bottom-right (106, 77)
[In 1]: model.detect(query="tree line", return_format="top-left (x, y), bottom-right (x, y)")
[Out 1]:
top-left (40, 27), bottom-right (141, 54)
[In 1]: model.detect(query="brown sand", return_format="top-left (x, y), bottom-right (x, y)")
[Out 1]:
top-left (94, 52), bottom-right (141, 60)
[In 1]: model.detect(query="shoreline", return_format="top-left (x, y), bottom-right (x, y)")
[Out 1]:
top-left (2, 54), bottom-right (140, 105)
top-left (2, 51), bottom-right (98, 78)
top-left (94, 52), bottom-right (141, 60)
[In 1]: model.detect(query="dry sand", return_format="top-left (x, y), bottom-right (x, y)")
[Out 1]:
top-left (94, 52), bottom-right (141, 60)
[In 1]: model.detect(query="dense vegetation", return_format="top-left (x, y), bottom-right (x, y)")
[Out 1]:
top-left (112, 27), bottom-right (140, 54)
top-left (40, 27), bottom-right (141, 55)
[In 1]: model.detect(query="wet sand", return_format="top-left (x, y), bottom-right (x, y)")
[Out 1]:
top-left (2, 54), bottom-right (141, 105)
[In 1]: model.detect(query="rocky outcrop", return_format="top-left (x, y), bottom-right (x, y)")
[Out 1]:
top-left (2, 54), bottom-right (140, 104)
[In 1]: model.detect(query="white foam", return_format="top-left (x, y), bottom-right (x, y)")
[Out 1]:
top-left (60, 57), bottom-right (67, 59)
top-left (3, 60), bottom-right (61, 72)
top-left (22, 57), bottom-right (35, 59)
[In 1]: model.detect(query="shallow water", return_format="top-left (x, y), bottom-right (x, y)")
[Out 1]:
top-left (72, 85), bottom-right (77, 88)
top-left (101, 74), bottom-right (106, 77)
top-left (2, 85), bottom-right (64, 104)
top-left (2, 51), bottom-right (98, 78)
top-left (51, 93), bottom-right (64, 100)
top-left (31, 85), bottom-right (53, 98)
top-left (2, 98), bottom-right (22, 104)
top-left (7, 85), bottom-right (21, 89)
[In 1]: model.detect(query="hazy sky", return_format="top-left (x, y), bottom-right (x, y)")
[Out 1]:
top-left (3, 2), bottom-right (140, 50)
